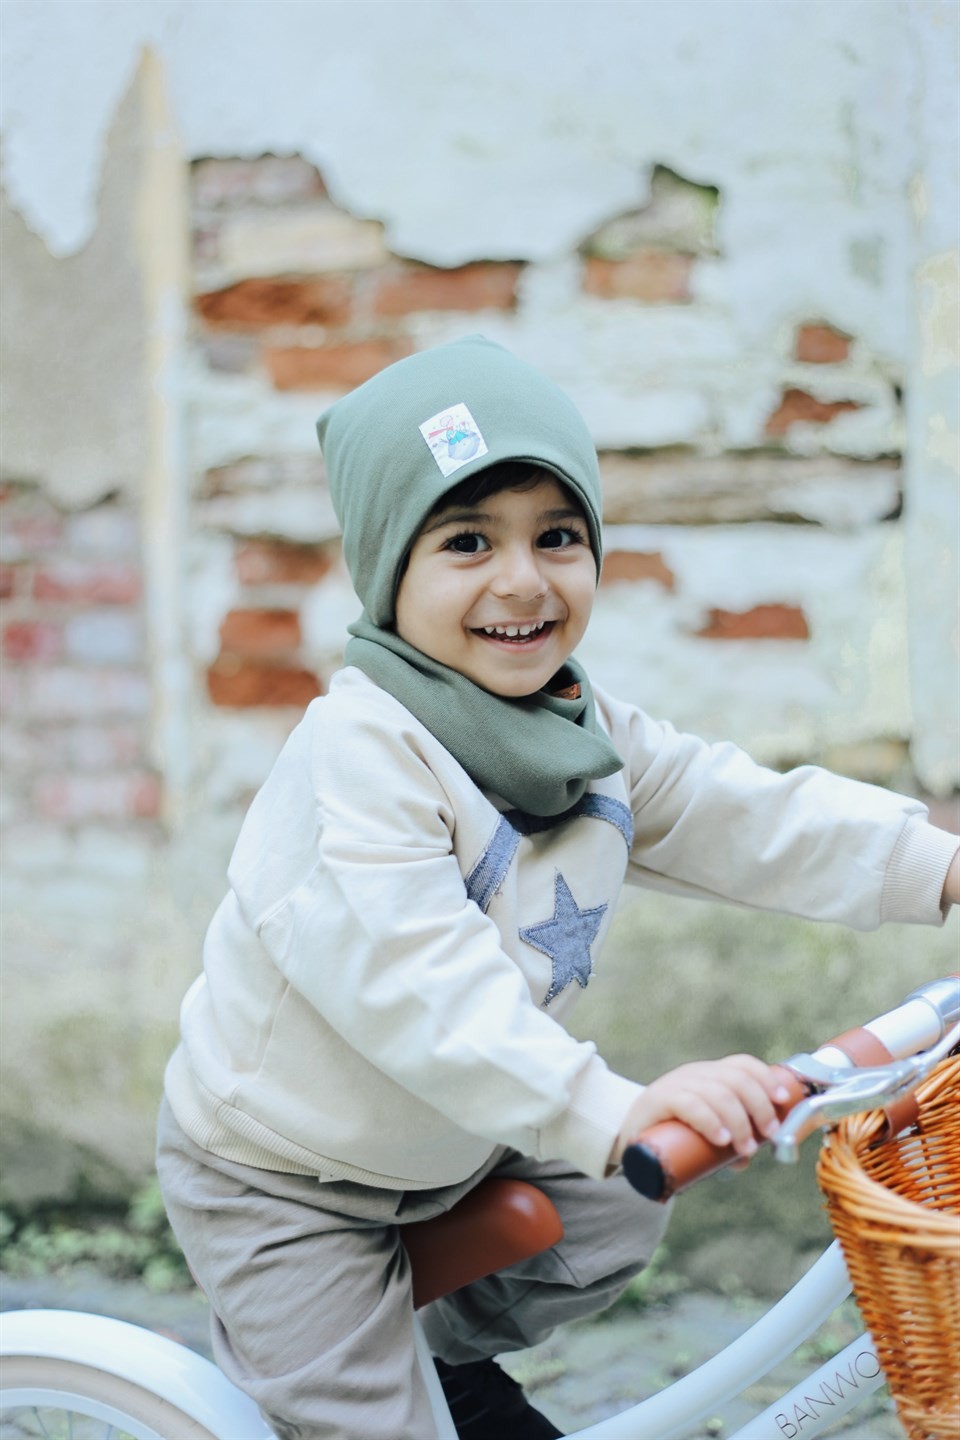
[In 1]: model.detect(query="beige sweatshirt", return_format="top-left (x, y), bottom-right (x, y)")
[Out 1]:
top-left (164, 668), bottom-right (956, 1188)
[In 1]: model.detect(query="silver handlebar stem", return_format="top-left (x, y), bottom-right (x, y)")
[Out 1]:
top-left (771, 976), bottom-right (960, 1164)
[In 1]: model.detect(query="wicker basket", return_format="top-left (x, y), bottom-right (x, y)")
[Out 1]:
top-left (817, 1053), bottom-right (960, 1440)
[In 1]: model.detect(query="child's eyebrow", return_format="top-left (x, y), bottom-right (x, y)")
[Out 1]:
top-left (540, 507), bottom-right (586, 524)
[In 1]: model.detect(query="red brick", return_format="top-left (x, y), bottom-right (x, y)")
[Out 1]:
top-left (582, 251), bottom-right (694, 303)
top-left (195, 277), bottom-right (353, 329)
top-left (372, 263), bottom-right (522, 316)
top-left (3, 621), bottom-right (63, 663)
top-left (696, 604), bottom-right (810, 640)
top-left (236, 541), bottom-right (333, 586)
top-left (34, 771), bottom-right (162, 823)
top-left (795, 323), bottom-right (852, 364)
top-left (0, 564), bottom-right (18, 600)
top-left (219, 608), bottom-right (301, 656)
top-left (765, 389), bottom-right (863, 436)
top-left (33, 560), bottom-right (141, 605)
top-left (207, 658), bottom-right (322, 708)
top-left (264, 339), bottom-right (412, 391)
top-left (600, 551), bottom-right (676, 590)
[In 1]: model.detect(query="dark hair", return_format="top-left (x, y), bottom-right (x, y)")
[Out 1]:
top-left (430, 461), bottom-right (559, 517)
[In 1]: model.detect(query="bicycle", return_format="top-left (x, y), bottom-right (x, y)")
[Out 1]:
top-left (1, 974), bottom-right (957, 1440)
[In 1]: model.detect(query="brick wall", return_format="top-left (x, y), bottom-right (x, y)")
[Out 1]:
top-left (190, 155), bottom-right (530, 722)
top-left (0, 484), bottom-right (160, 840)
top-left (186, 154), bottom-right (907, 805)
top-left (2, 11), bottom-right (955, 1213)
top-left (1, 151), bottom-right (903, 869)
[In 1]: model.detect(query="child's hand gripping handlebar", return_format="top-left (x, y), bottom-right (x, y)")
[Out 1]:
top-left (622, 976), bottom-right (960, 1202)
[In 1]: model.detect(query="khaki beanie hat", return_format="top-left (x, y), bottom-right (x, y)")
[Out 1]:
top-left (316, 335), bottom-right (603, 626)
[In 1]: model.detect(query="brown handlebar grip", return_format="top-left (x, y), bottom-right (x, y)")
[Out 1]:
top-left (622, 1064), bottom-right (807, 1202)
top-left (828, 1026), bottom-right (916, 1139)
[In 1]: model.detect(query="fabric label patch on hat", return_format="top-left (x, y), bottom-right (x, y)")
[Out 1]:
top-left (419, 403), bottom-right (489, 478)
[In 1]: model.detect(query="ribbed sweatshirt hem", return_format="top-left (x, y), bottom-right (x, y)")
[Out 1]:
top-left (880, 816), bottom-right (958, 925)
top-left (163, 1047), bottom-right (483, 1189)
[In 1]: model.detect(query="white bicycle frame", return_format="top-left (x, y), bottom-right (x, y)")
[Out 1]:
top-left (0, 1250), bottom-right (881, 1440)
top-left (2, 978), bottom-right (956, 1440)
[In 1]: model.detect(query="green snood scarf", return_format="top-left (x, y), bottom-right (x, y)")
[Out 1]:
top-left (316, 335), bottom-right (623, 817)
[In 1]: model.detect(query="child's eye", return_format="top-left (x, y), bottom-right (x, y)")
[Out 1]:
top-left (538, 526), bottom-right (586, 550)
top-left (445, 531), bottom-right (491, 555)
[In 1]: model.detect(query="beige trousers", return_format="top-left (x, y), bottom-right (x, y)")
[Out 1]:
top-left (156, 1097), bottom-right (670, 1440)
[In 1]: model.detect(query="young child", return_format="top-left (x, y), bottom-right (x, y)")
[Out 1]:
top-left (157, 335), bottom-right (959, 1440)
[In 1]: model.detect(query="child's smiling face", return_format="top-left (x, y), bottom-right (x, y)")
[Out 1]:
top-left (394, 474), bottom-right (597, 698)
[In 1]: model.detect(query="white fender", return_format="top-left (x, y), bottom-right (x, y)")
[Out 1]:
top-left (0, 1309), bottom-right (274, 1440)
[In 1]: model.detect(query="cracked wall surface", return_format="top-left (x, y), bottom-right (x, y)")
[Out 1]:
top-left (0, 0), bottom-right (957, 1205)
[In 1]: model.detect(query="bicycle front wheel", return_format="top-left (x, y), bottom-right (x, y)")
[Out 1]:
top-left (0, 1354), bottom-right (221, 1440)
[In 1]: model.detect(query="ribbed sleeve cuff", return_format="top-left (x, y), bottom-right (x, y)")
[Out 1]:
top-left (880, 817), bottom-right (959, 926)
top-left (538, 1059), bottom-right (644, 1180)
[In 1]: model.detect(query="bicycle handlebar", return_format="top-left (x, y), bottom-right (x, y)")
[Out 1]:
top-left (622, 975), bottom-right (960, 1202)
top-left (622, 1064), bottom-right (807, 1201)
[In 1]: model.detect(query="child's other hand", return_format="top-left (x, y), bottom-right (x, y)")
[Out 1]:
top-left (613, 1056), bottom-right (791, 1168)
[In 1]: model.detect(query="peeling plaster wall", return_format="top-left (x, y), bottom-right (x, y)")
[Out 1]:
top-left (0, 0), bottom-right (923, 344)
top-left (903, 0), bottom-right (960, 794)
top-left (1, 0), bottom-right (958, 1205)
top-left (0, 81), bottom-right (148, 507)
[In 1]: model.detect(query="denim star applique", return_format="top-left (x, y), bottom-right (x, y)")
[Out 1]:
top-left (519, 872), bottom-right (607, 1007)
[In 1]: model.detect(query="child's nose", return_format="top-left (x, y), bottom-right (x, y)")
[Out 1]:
top-left (491, 545), bottom-right (547, 600)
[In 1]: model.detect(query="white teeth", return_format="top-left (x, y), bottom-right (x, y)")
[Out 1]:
top-left (481, 621), bottom-right (546, 638)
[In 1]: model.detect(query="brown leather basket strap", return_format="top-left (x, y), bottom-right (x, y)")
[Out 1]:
top-left (403, 1177), bottom-right (564, 1310)
top-left (828, 1026), bottom-right (919, 1139)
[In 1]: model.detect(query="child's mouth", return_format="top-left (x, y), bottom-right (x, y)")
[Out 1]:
top-left (474, 621), bottom-right (553, 646)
